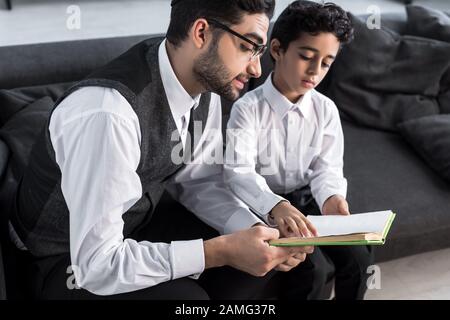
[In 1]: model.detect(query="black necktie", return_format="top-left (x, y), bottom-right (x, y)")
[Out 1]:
top-left (184, 105), bottom-right (196, 163)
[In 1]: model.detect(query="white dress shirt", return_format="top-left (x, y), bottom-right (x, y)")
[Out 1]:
top-left (47, 39), bottom-right (261, 296)
top-left (224, 73), bottom-right (347, 218)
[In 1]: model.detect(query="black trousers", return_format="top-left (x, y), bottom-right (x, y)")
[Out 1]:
top-left (280, 187), bottom-right (375, 300)
top-left (27, 194), bottom-right (278, 300)
top-left (27, 190), bottom-right (372, 300)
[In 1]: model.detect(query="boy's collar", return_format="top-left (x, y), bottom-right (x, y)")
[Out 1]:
top-left (263, 73), bottom-right (313, 122)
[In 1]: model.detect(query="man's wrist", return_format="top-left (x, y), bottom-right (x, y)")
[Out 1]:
top-left (204, 236), bottom-right (228, 269)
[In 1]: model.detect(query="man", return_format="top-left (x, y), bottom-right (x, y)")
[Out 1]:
top-left (9, 0), bottom-right (313, 299)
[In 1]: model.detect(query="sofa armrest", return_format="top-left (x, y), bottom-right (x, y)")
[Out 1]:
top-left (0, 140), bottom-right (9, 300)
top-left (0, 139), bottom-right (9, 181)
top-left (0, 243), bottom-right (6, 300)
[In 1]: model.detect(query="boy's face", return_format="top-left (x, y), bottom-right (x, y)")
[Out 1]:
top-left (193, 13), bottom-right (269, 101)
top-left (272, 32), bottom-right (340, 97)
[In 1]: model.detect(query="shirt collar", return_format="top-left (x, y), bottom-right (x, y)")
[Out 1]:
top-left (158, 39), bottom-right (201, 120)
top-left (262, 73), bottom-right (313, 122)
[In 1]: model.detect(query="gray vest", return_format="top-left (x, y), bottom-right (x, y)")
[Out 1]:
top-left (11, 37), bottom-right (211, 258)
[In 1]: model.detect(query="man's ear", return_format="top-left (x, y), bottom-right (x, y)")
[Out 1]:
top-left (191, 18), bottom-right (210, 49)
top-left (270, 38), bottom-right (283, 62)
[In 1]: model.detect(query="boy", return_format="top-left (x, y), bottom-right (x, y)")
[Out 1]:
top-left (224, 1), bottom-right (373, 299)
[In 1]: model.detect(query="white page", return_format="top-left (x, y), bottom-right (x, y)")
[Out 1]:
top-left (306, 210), bottom-right (393, 237)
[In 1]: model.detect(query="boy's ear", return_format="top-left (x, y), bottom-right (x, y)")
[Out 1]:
top-left (270, 38), bottom-right (283, 61)
top-left (191, 18), bottom-right (210, 49)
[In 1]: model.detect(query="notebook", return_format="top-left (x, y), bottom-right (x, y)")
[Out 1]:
top-left (269, 210), bottom-right (396, 246)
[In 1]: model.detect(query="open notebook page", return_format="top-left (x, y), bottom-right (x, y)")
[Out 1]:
top-left (307, 210), bottom-right (393, 237)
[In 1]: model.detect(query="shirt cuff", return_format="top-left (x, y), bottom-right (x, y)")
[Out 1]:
top-left (170, 239), bottom-right (205, 280)
top-left (223, 208), bottom-right (264, 234)
top-left (261, 213), bottom-right (278, 228)
top-left (254, 192), bottom-right (287, 216)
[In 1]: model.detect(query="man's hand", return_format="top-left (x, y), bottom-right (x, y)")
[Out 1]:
top-left (270, 201), bottom-right (318, 238)
top-left (251, 222), bottom-right (310, 272)
top-left (322, 195), bottom-right (350, 215)
top-left (204, 225), bottom-right (314, 277)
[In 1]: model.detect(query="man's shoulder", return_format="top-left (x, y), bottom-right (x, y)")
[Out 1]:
top-left (84, 36), bottom-right (165, 98)
top-left (52, 86), bottom-right (138, 125)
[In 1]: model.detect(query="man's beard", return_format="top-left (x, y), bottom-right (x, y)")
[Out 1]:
top-left (193, 39), bottom-right (241, 101)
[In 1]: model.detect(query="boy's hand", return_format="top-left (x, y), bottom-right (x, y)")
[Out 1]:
top-left (322, 195), bottom-right (350, 215)
top-left (270, 201), bottom-right (318, 238)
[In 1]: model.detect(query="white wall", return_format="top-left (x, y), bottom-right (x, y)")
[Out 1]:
top-left (0, 0), bottom-right (449, 46)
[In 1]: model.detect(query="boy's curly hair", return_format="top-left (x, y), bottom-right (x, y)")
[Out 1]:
top-left (271, 1), bottom-right (354, 52)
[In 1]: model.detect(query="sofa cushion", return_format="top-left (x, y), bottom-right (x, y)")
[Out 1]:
top-left (0, 139), bottom-right (8, 182)
top-left (322, 13), bottom-right (450, 131)
top-left (406, 5), bottom-right (450, 42)
top-left (342, 119), bottom-right (450, 262)
top-left (405, 6), bottom-right (450, 114)
top-left (0, 97), bottom-right (55, 179)
top-left (397, 115), bottom-right (450, 183)
top-left (249, 13), bottom-right (410, 94)
top-left (0, 35), bottom-right (153, 90)
top-left (0, 82), bottom-right (72, 127)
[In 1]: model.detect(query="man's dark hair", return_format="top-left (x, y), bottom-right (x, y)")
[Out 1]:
top-left (270, 1), bottom-right (354, 52)
top-left (167, 0), bottom-right (276, 47)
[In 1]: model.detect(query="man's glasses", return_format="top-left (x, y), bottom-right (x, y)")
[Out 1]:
top-left (206, 19), bottom-right (267, 61)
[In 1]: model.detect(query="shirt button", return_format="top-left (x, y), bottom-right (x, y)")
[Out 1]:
top-left (287, 147), bottom-right (294, 153)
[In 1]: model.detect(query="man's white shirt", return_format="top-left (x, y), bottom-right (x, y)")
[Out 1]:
top-left (224, 73), bottom-right (347, 218)
top-left (47, 39), bottom-right (261, 295)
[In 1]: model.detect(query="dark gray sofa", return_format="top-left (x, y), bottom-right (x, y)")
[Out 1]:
top-left (0, 0), bottom-right (11, 10)
top-left (1, 12), bottom-right (449, 300)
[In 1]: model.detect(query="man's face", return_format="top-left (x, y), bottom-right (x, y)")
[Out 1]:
top-left (276, 32), bottom-right (340, 97)
top-left (193, 13), bottom-right (269, 101)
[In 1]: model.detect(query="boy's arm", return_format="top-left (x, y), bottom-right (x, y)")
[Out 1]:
top-left (309, 102), bottom-right (348, 213)
top-left (223, 100), bottom-right (286, 221)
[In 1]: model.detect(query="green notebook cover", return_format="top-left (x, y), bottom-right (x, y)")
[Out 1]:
top-left (270, 212), bottom-right (396, 247)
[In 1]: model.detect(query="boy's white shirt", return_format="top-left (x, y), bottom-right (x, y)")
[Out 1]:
top-left (224, 73), bottom-right (347, 217)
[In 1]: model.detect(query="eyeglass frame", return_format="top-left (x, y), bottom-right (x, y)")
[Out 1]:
top-left (206, 18), bottom-right (267, 60)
